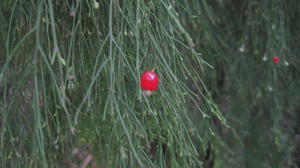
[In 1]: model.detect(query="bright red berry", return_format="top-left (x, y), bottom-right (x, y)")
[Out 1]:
top-left (272, 56), bottom-right (279, 63)
top-left (140, 70), bottom-right (159, 91)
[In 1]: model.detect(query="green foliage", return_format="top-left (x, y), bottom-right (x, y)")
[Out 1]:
top-left (177, 0), bottom-right (300, 167)
top-left (0, 0), bottom-right (299, 168)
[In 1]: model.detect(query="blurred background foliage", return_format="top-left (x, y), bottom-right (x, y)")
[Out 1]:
top-left (0, 0), bottom-right (299, 167)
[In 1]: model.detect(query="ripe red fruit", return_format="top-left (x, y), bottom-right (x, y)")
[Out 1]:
top-left (140, 70), bottom-right (159, 91)
top-left (272, 56), bottom-right (279, 63)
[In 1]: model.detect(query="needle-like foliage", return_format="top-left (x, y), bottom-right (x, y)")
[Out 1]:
top-left (1, 0), bottom-right (300, 168)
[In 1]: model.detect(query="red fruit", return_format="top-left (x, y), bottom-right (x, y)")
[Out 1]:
top-left (272, 56), bottom-right (279, 63)
top-left (140, 70), bottom-right (159, 91)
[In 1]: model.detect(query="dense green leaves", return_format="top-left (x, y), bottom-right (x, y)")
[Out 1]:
top-left (0, 0), bottom-right (299, 167)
